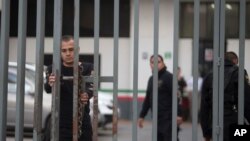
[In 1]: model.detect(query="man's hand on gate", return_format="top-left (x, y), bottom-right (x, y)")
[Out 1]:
top-left (48, 73), bottom-right (55, 87)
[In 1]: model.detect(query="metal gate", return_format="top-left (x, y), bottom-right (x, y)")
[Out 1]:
top-left (0, 0), bottom-right (248, 141)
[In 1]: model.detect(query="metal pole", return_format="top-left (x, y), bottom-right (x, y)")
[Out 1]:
top-left (15, 0), bottom-right (27, 140)
top-left (33, 0), bottom-right (46, 140)
top-left (238, 0), bottom-right (246, 125)
top-left (218, 1), bottom-right (225, 140)
top-left (0, 0), bottom-right (10, 140)
top-left (73, 0), bottom-right (80, 140)
top-left (152, 0), bottom-right (160, 140)
top-left (93, 0), bottom-right (100, 140)
top-left (132, 0), bottom-right (140, 140)
top-left (113, 0), bottom-right (120, 140)
top-left (192, 1), bottom-right (200, 141)
top-left (52, 0), bottom-right (63, 140)
top-left (172, 0), bottom-right (179, 141)
top-left (212, 0), bottom-right (220, 141)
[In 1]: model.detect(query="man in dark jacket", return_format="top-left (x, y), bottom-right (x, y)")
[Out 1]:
top-left (138, 55), bottom-right (183, 141)
top-left (200, 51), bottom-right (250, 141)
top-left (44, 35), bottom-right (93, 141)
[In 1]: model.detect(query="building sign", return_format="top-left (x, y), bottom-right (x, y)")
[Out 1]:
top-left (164, 52), bottom-right (172, 60)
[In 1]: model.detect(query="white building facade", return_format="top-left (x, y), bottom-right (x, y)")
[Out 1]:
top-left (3, 0), bottom-right (250, 96)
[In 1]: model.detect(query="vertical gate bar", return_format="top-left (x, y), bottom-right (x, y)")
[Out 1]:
top-left (219, 0), bottom-right (225, 140)
top-left (152, 58), bottom-right (158, 141)
top-left (192, 1), bottom-right (200, 141)
top-left (15, 0), bottom-right (27, 140)
top-left (73, 0), bottom-right (80, 140)
top-left (0, 0), bottom-right (10, 140)
top-left (33, 0), bottom-right (46, 140)
top-left (113, 0), bottom-right (120, 140)
top-left (172, 0), bottom-right (179, 141)
top-left (212, 0), bottom-right (220, 141)
top-left (238, 0), bottom-right (246, 125)
top-left (93, 0), bottom-right (100, 141)
top-left (52, 0), bottom-right (63, 140)
top-left (153, 0), bottom-right (160, 140)
top-left (132, 0), bottom-right (140, 141)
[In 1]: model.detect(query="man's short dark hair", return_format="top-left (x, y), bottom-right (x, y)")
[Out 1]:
top-left (225, 51), bottom-right (238, 62)
top-left (62, 35), bottom-right (74, 42)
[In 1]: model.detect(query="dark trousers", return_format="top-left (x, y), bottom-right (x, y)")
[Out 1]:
top-left (59, 127), bottom-right (93, 141)
top-left (157, 126), bottom-right (180, 141)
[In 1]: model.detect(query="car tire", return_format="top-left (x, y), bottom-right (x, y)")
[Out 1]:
top-left (42, 116), bottom-right (51, 141)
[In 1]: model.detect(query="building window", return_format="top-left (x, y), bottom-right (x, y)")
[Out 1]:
top-left (180, 2), bottom-right (250, 39)
top-left (10, 0), bottom-right (130, 37)
top-left (247, 4), bottom-right (250, 38)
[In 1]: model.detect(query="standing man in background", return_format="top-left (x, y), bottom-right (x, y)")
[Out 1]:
top-left (44, 35), bottom-right (93, 141)
top-left (138, 54), bottom-right (183, 141)
top-left (177, 66), bottom-right (187, 97)
top-left (200, 51), bottom-right (250, 141)
top-left (177, 66), bottom-right (189, 121)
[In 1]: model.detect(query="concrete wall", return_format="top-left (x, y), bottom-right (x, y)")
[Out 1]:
top-left (8, 0), bottom-right (250, 94)
top-left (7, 0), bottom-right (250, 119)
top-left (9, 37), bottom-right (131, 90)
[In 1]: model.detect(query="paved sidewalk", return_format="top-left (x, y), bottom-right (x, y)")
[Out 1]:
top-left (98, 120), bottom-right (203, 141)
top-left (7, 120), bottom-right (203, 141)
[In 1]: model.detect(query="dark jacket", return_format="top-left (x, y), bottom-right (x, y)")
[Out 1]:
top-left (178, 77), bottom-right (187, 96)
top-left (44, 62), bottom-right (93, 141)
top-left (139, 67), bottom-right (182, 134)
top-left (200, 59), bottom-right (250, 140)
